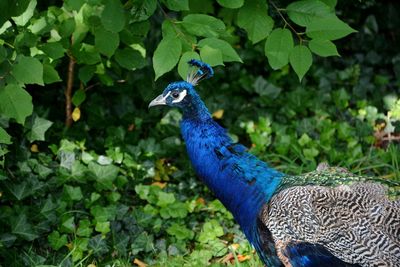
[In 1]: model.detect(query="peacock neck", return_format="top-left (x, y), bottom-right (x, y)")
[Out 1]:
top-left (180, 111), bottom-right (283, 243)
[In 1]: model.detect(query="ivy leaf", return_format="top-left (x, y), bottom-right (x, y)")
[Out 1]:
top-left (178, 51), bottom-right (201, 80)
top-left (309, 39), bottom-right (339, 57)
top-left (237, 0), bottom-right (274, 43)
top-left (287, 0), bottom-right (334, 27)
top-left (265, 28), bottom-right (294, 70)
top-left (64, 185), bottom-right (83, 201)
top-left (216, 0), bottom-right (244, 9)
top-left (200, 45), bottom-right (224, 67)
top-left (197, 38), bottom-right (242, 62)
top-left (88, 162), bottom-right (119, 190)
top-left (306, 16), bottom-right (357, 40)
top-left (12, 55), bottom-right (44, 85)
top-left (163, 0), bottom-right (189, 11)
top-left (48, 231), bottom-right (68, 250)
top-left (167, 223), bottom-right (194, 240)
top-left (153, 36), bottom-right (182, 80)
top-left (25, 116), bottom-right (53, 142)
top-left (182, 14), bottom-right (226, 38)
top-left (11, 213), bottom-right (38, 241)
top-left (289, 45), bottom-right (313, 81)
top-left (0, 84), bottom-right (33, 124)
top-left (95, 27), bottom-right (120, 57)
top-left (101, 0), bottom-right (126, 33)
top-left (0, 127), bottom-right (12, 144)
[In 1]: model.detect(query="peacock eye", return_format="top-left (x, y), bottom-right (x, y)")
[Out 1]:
top-left (171, 91), bottom-right (180, 98)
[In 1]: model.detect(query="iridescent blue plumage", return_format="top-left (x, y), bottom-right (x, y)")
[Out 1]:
top-left (149, 60), bottom-right (400, 267)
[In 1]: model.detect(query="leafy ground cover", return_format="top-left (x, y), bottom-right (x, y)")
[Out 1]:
top-left (0, 0), bottom-right (400, 266)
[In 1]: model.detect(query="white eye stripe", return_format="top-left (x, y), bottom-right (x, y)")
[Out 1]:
top-left (172, 89), bottom-right (187, 103)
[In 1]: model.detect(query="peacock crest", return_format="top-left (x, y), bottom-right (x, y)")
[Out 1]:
top-left (186, 59), bottom-right (214, 86)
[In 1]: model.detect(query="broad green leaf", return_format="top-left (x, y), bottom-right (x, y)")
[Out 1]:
top-left (309, 39), bottom-right (339, 57)
top-left (289, 45), bottom-right (313, 81)
top-left (265, 28), bottom-right (294, 70)
top-left (48, 231), bottom-right (68, 251)
top-left (320, 0), bottom-right (337, 8)
top-left (12, 56), bottom-right (44, 85)
top-left (0, 127), bottom-right (11, 144)
top-left (12, 0), bottom-right (36, 26)
top-left (101, 0), bottom-right (126, 33)
top-left (129, 0), bottom-right (157, 22)
top-left (216, 0), bottom-right (244, 9)
top-left (43, 64), bottom-right (61, 84)
top-left (72, 5), bottom-right (89, 44)
top-left (286, 0), bottom-right (333, 27)
top-left (95, 27), bottom-right (119, 57)
top-left (153, 36), bottom-right (182, 80)
top-left (72, 89), bottom-right (86, 106)
top-left (0, 84), bottom-right (33, 124)
top-left (178, 51), bottom-right (201, 80)
top-left (237, 0), bottom-right (274, 43)
top-left (11, 213), bottom-right (38, 241)
top-left (164, 0), bottom-right (189, 11)
top-left (182, 14), bottom-right (226, 38)
top-left (306, 17), bottom-right (357, 40)
top-left (200, 45), bottom-right (224, 67)
top-left (79, 65), bottom-right (96, 84)
top-left (197, 38), bottom-right (242, 62)
top-left (114, 47), bottom-right (146, 70)
top-left (75, 44), bottom-right (101, 65)
top-left (26, 116), bottom-right (53, 142)
top-left (0, 0), bottom-right (30, 26)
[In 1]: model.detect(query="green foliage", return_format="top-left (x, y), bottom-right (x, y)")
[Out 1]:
top-left (0, 0), bottom-right (399, 266)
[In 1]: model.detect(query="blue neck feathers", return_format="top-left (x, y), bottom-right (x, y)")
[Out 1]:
top-left (179, 96), bottom-right (283, 244)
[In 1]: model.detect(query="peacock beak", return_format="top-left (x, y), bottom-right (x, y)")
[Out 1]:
top-left (148, 94), bottom-right (167, 108)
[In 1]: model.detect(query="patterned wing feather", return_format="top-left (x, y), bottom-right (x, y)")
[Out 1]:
top-left (260, 175), bottom-right (400, 266)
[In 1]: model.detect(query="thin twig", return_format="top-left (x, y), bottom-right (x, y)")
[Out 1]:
top-left (269, 0), bottom-right (303, 42)
top-left (65, 37), bottom-right (75, 127)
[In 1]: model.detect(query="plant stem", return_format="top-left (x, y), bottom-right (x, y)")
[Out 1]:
top-left (270, 0), bottom-right (303, 43)
top-left (65, 37), bottom-right (75, 128)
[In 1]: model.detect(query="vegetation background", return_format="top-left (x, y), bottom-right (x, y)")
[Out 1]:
top-left (0, 0), bottom-right (399, 266)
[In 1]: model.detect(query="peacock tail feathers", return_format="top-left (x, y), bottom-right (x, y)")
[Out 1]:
top-left (278, 163), bottom-right (400, 199)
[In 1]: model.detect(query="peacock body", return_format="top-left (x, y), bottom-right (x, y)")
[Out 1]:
top-left (149, 60), bottom-right (400, 267)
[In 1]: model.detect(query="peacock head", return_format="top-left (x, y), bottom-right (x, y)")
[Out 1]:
top-left (148, 59), bottom-right (213, 110)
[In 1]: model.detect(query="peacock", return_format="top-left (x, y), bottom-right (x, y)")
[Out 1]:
top-left (149, 60), bottom-right (400, 267)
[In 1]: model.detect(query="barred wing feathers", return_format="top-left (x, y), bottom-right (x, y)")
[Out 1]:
top-left (259, 168), bottom-right (400, 267)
